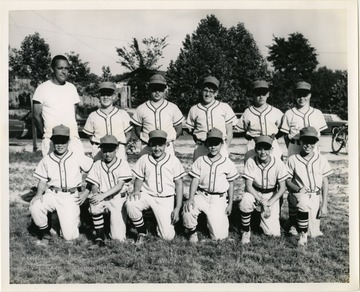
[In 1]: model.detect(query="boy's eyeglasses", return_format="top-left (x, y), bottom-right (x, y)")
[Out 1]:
top-left (203, 89), bottom-right (216, 94)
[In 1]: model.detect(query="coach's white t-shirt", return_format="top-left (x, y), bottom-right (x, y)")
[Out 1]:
top-left (33, 80), bottom-right (80, 139)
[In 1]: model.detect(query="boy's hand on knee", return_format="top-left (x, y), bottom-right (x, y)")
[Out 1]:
top-left (171, 207), bottom-right (180, 224)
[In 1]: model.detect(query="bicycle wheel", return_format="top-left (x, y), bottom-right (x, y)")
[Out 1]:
top-left (332, 129), bottom-right (345, 154)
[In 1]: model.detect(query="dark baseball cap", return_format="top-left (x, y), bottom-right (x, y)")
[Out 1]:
top-left (295, 81), bottom-right (311, 91)
top-left (205, 128), bottom-right (223, 144)
top-left (99, 81), bottom-right (116, 91)
top-left (254, 135), bottom-right (273, 148)
top-left (253, 80), bottom-right (269, 89)
top-left (149, 74), bottom-right (167, 85)
top-left (299, 127), bottom-right (319, 142)
top-left (148, 130), bottom-right (167, 146)
top-left (202, 76), bottom-right (219, 89)
top-left (99, 135), bottom-right (119, 148)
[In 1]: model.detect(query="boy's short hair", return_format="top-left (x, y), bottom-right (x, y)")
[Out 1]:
top-left (148, 130), bottom-right (167, 146)
top-left (51, 55), bottom-right (69, 68)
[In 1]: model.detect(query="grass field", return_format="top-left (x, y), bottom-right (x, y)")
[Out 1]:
top-left (7, 149), bottom-right (350, 285)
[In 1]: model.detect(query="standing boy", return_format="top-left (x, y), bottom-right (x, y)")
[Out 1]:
top-left (182, 128), bottom-right (239, 242)
top-left (83, 81), bottom-right (133, 161)
top-left (86, 135), bottom-right (133, 247)
top-left (186, 76), bottom-right (237, 161)
top-left (280, 82), bottom-right (327, 234)
top-left (130, 74), bottom-right (184, 156)
top-left (286, 127), bottom-right (332, 246)
top-left (126, 130), bottom-right (186, 243)
top-left (238, 136), bottom-right (288, 244)
top-left (235, 80), bottom-right (284, 162)
top-left (29, 125), bottom-right (93, 244)
top-left (33, 55), bottom-right (84, 156)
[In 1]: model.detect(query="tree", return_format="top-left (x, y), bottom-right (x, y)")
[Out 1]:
top-left (266, 33), bottom-right (319, 111)
top-left (9, 32), bottom-right (51, 88)
top-left (101, 66), bottom-right (112, 81)
top-left (115, 37), bottom-right (168, 106)
top-left (65, 51), bottom-right (99, 96)
top-left (167, 15), bottom-right (269, 113)
top-left (328, 71), bottom-right (348, 119)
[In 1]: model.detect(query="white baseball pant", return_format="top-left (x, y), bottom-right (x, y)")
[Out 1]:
top-left (239, 192), bottom-right (281, 236)
top-left (29, 189), bottom-right (80, 240)
top-left (89, 193), bottom-right (127, 241)
top-left (182, 191), bottom-right (229, 240)
top-left (126, 193), bottom-right (176, 240)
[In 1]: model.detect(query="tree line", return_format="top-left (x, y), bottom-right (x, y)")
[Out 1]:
top-left (9, 14), bottom-right (347, 119)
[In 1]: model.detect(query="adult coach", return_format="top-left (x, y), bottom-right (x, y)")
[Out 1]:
top-left (186, 76), bottom-right (237, 161)
top-left (33, 55), bottom-right (84, 156)
top-left (130, 74), bottom-right (184, 156)
top-left (280, 81), bottom-right (327, 157)
top-left (235, 80), bottom-right (284, 162)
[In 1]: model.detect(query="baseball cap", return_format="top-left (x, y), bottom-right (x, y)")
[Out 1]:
top-left (149, 74), bottom-right (167, 85)
top-left (202, 76), bottom-right (219, 89)
top-left (254, 136), bottom-right (273, 147)
top-left (148, 130), bottom-right (167, 145)
top-left (205, 128), bottom-right (223, 143)
top-left (299, 127), bottom-right (319, 141)
top-left (51, 124), bottom-right (70, 137)
top-left (99, 81), bottom-right (116, 91)
top-left (253, 80), bottom-right (269, 89)
top-left (295, 81), bottom-right (311, 91)
top-left (99, 135), bottom-right (119, 148)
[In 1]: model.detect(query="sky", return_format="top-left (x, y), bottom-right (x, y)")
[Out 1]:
top-left (7, 3), bottom-right (350, 77)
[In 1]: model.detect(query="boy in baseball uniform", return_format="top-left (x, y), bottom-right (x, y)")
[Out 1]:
top-left (280, 82), bottom-right (327, 235)
top-left (186, 76), bottom-right (237, 161)
top-left (83, 81), bottom-right (133, 161)
top-left (85, 135), bottom-right (133, 248)
top-left (182, 128), bottom-right (239, 243)
top-left (235, 80), bottom-right (284, 162)
top-left (286, 127), bottom-right (332, 246)
top-left (126, 130), bottom-right (186, 243)
top-left (130, 74), bottom-right (184, 156)
top-left (238, 136), bottom-right (288, 244)
top-left (29, 125), bottom-right (93, 244)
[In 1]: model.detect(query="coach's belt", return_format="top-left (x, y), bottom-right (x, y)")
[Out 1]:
top-left (197, 187), bottom-right (225, 197)
top-left (148, 193), bottom-right (174, 198)
top-left (253, 185), bottom-right (277, 194)
top-left (290, 139), bottom-right (301, 145)
top-left (49, 186), bottom-right (80, 194)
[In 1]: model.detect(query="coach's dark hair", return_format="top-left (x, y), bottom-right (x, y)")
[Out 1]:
top-left (51, 55), bottom-right (69, 68)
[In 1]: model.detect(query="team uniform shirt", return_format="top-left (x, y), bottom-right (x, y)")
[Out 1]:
top-left (34, 150), bottom-right (93, 189)
top-left (280, 107), bottom-right (327, 140)
top-left (33, 80), bottom-right (80, 139)
top-left (243, 156), bottom-right (289, 190)
top-left (131, 100), bottom-right (184, 143)
top-left (86, 158), bottom-right (133, 193)
top-left (286, 153), bottom-right (333, 192)
top-left (83, 107), bottom-right (132, 144)
top-left (190, 155), bottom-right (239, 193)
top-left (186, 100), bottom-right (237, 142)
top-left (236, 105), bottom-right (283, 137)
top-left (132, 153), bottom-right (186, 197)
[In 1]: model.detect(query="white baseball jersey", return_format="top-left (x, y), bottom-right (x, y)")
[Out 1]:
top-left (33, 80), bottom-right (80, 139)
top-left (131, 100), bottom-right (184, 143)
top-left (190, 155), bottom-right (239, 193)
top-left (243, 155), bottom-right (289, 190)
top-left (83, 107), bottom-right (132, 144)
top-left (280, 107), bottom-right (327, 140)
top-left (34, 150), bottom-right (93, 188)
top-left (286, 153), bottom-right (333, 192)
top-left (86, 158), bottom-right (133, 193)
top-left (236, 105), bottom-right (283, 137)
top-left (186, 100), bottom-right (237, 142)
top-left (132, 153), bottom-right (186, 197)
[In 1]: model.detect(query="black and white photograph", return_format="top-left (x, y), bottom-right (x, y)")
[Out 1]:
top-left (1, 0), bottom-right (358, 291)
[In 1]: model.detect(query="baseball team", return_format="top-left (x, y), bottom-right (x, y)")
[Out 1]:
top-left (29, 55), bottom-right (333, 248)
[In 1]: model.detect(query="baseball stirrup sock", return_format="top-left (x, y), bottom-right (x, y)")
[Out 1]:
top-left (297, 211), bottom-right (309, 232)
top-left (92, 214), bottom-right (104, 230)
top-left (240, 211), bottom-right (252, 232)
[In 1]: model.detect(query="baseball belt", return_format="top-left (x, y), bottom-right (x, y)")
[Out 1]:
top-left (91, 141), bottom-right (127, 146)
top-left (49, 186), bottom-right (81, 194)
top-left (290, 139), bottom-right (301, 145)
top-left (148, 193), bottom-right (174, 198)
top-left (197, 187), bottom-right (225, 197)
top-left (253, 185), bottom-right (277, 194)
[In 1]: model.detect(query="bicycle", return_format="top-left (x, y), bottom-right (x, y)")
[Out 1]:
top-left (331, 124), bottom-right (348, 154)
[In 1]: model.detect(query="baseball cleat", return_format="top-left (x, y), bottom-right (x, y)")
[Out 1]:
top-left (241, 231), bottom-right (251, 244)
top-left (189, 232), bottom-right (198, 243)
top-left (298, 232), bottom-right (308, 246)
top-left (88, 238), bottom-right (106, 250)
top-left (289, 226), bottom-right (298, 236)
top-left (135, 233), bottom-right (147, 245)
